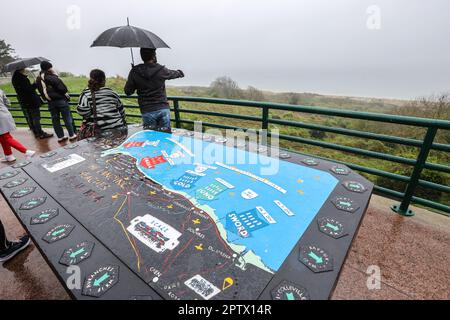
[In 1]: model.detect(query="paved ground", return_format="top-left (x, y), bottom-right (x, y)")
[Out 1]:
top-left (1, 129), bottom-right (449, 300)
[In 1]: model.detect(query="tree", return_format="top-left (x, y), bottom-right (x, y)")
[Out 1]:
top-left (59, 71), bottom-right (75, 77)
top-left (209, 76), bottom-right (242, 99)
top-left (416, 93), bottom-right (450, 120)
top-left (245, 86), bottom-right (265, 101)
top-left (0, 40), bottom-right (16, 73)
top-left (390, 93), bottom-right (450, 147)
top-left (396, 93), bottom-right (450, 120)
top-left (287, 92), bottom-right (301, 105)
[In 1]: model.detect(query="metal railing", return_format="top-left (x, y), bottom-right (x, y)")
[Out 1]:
top-left (6, 93), bottom-right (450, 216)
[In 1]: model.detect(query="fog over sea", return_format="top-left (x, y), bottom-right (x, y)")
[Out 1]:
top-left (2, 0), bottom-right (449, 100)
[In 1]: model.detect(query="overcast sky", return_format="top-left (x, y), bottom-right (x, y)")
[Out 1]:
top-left (1, 0), bottom-right (449, 99)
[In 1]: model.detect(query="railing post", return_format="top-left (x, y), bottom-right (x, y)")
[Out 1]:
top-left (173, 100), bottom-right (181, 128)
top-left (71, 108), bottom-right (78, 133)
top-left (391, 127), bottom-right (438, 216)
top-left (261, 106), bottom-right (270, 147)
top-left (261, 106), bottom-right (269, 130)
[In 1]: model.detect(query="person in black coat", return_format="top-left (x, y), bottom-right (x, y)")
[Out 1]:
top-left (36, 61), bottom-right (76, 142)
top-left (11, 69), bottom-right (53, 139)
top-left (124, 48), bottom-right (184, 131)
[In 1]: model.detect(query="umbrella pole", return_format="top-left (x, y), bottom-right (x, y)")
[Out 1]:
top-left (127, 17), bottom-right (135, 66)
top-left (130, 48), bottom-right (135, 66)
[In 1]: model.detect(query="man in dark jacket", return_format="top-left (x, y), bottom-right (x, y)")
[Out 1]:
top-left (124, 48), bottom-right (184, 131)
top-left (36, 61), bottom-right (76, 142)
top-left (11, 69), bottom-right (53, 139)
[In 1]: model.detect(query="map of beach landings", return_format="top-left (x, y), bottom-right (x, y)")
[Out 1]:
top-left (102, 130), bottom-right (338, 299)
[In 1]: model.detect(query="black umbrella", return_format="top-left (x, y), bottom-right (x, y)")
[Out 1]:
top-left (91, 18), bottom-right (170, 65)
top-left (1, 57), bottom-right (49, 73)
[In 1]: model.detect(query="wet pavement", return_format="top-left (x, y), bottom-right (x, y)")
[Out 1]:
top-left (1, 129), bottom-right (449, 300)
top-left (332, 195), bottom-right (450, 300)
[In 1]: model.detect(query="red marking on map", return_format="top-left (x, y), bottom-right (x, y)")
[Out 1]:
top-left (140, 156), bottom-right (167, 169)
top-left (124, 141), bottom-right (145, 149)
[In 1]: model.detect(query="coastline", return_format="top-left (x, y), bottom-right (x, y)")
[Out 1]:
top-left (103, 145), bottom-right (274, 274)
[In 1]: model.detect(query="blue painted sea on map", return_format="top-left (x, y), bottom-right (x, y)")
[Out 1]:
top-left (104, 130), bottom-right (338, 272)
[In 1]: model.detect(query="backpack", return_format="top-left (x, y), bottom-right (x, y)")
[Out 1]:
top-left (77, 90), bottom-right (101, 140)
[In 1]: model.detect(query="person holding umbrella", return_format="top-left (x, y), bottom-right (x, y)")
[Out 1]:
top-left (11, 69), bottom-right (53, 139)
top-left (2, 57), bottom-right (53, 139)
top-left (124, 48), bottom-right (184, 131)
top-left (36, 61), bottom-right (77, 142)
top-left (91, 19), bottom-right (183, 131)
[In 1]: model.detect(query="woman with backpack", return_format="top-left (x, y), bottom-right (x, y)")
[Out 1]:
top-left (36, 61), bottom-right (77, 142)
top-left (76, 69), bottom-right (127, 140)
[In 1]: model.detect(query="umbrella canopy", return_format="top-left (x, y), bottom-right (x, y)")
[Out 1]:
top-left (90, 19), bottom-right (170, 65)
top-left (91, 25), bottom-right (170, 49)
top-left (1, 57), bottom-right (49, 73)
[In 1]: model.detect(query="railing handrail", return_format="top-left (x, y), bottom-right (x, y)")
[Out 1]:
top-left (166, 96), bottom-right (450, 129)
top-left (7, 93), bottom-right (450, 129)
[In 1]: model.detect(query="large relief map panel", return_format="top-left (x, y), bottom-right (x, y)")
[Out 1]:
top-left (0, 127), bottom-right (373, 300)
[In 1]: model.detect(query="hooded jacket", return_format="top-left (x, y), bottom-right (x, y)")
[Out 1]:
top-left (11, 71), bottom-right (42, 109)
top-left (124, 63), bottom-right (183, 113)
top-left (36, 71), bottom-right (69, 102)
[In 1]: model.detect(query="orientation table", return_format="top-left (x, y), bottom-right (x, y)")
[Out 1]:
top-left (0, 125), bottom-right (372, 300)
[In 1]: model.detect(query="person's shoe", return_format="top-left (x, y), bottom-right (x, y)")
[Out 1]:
top-left (0, 235), bottom-right (31, 263)
top-left (69, 134), bottom-right (78, 141)
top-left (39, 132), bottom-right (54, 139)
top-left (25, 150), bottom-right (36, 158)
top-left (1, 155), bottom-right (16, 163)
top-left (58, 136), bottom-right (68, 142)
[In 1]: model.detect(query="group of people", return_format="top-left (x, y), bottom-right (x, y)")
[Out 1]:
top-left (0, 47), bottom-right (184, 262)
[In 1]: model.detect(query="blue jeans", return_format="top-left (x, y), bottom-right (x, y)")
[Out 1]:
top-left (20, 105), bottom-right (44, 137)
top-left (48, 100), bottom-right (75, 138)
top-left (142, 109), bottom-right (171, 131)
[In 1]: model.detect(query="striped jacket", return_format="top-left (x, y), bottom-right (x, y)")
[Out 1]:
top-left (77, 87), bottom-right (126, 130)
